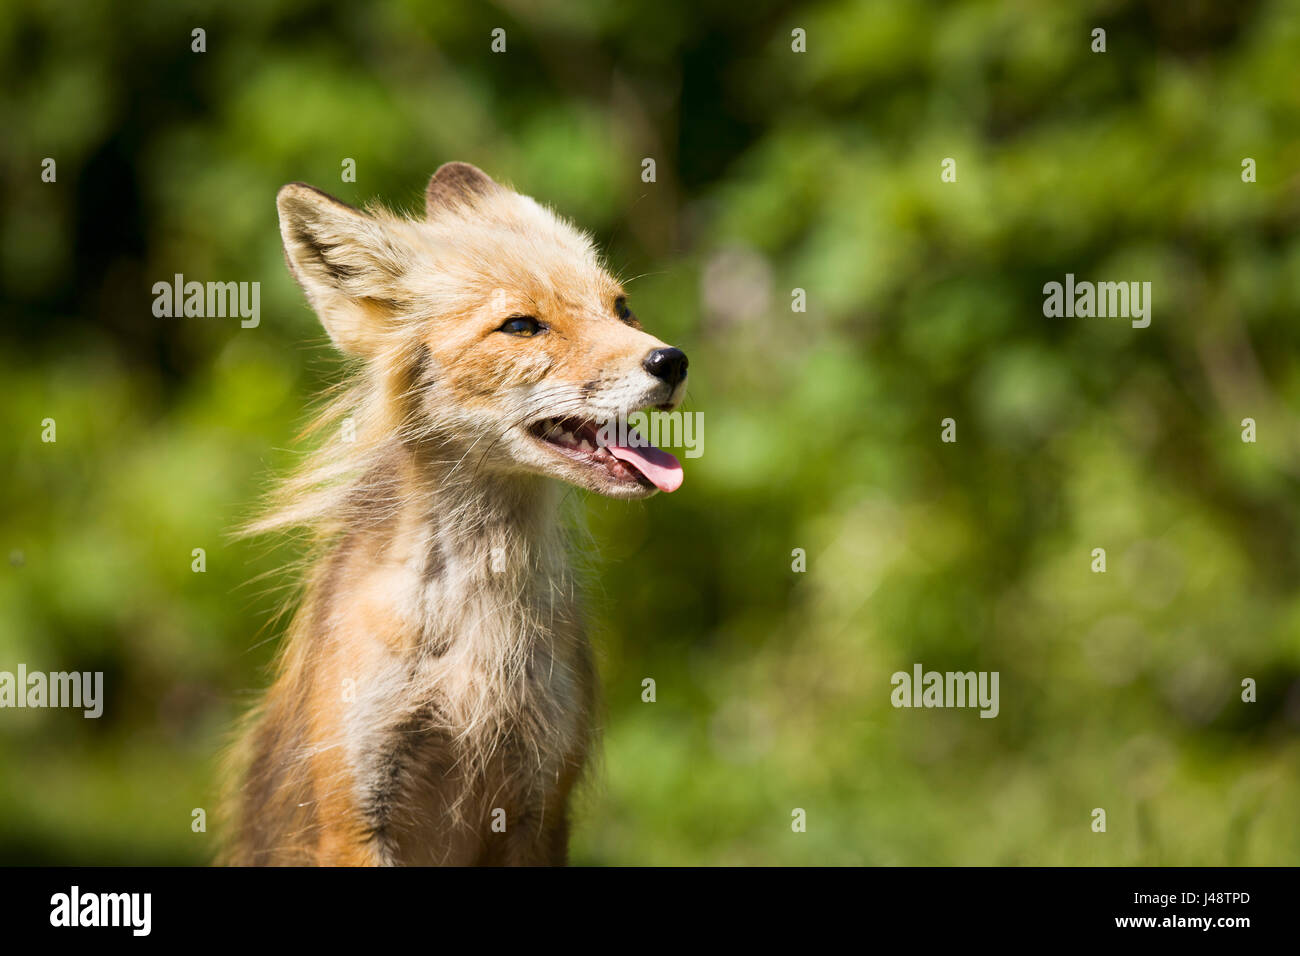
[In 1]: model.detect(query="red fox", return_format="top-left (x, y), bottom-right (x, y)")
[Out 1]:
top-left (222, 163), bottom-right (688, 865)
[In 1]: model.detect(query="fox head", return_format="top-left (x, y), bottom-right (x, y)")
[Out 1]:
top-left (276, 162), bottom-right (687, 499)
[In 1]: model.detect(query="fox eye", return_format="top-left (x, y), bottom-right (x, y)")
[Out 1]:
top-left (614, 297), bottom-right (634, 323)
top-left (498, 316), bottom-right (543, 337)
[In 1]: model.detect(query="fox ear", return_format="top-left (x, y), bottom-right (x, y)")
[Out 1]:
top-left (277, 182), bottom-right (411, 357)
top-left (426, 162), bottom-right (498, 217)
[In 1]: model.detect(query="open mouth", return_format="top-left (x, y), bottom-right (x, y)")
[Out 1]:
top-left (527, 416), bottom-right (683, 493)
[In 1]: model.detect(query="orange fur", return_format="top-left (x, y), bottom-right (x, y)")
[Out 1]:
top-left (222, 164), bottom-right (688, 866)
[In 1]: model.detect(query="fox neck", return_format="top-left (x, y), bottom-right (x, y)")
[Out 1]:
top-left (363, 439), bottom-right (591, 810)
top-left (388, 439), bottom-right (578, 658)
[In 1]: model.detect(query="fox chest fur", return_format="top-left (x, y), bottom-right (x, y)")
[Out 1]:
top-left (230, 466), bottom-right (595, 866)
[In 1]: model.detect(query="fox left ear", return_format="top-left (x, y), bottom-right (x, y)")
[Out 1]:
top-left (426, 162), bottom-right (498, 218)
top-left (277, 182), bottom-right (413, 357)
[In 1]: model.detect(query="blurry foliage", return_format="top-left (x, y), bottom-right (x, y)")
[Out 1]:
top-left (2, 0), bottom-right (1300, 864)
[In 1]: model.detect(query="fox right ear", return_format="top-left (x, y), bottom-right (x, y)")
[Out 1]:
top-left (277, 182), bottom-right (412, 357)
top-left (425, 162), bottom-right (498, 217)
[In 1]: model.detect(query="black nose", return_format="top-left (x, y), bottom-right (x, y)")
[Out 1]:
top-left (643, 347), bottom-right (688, 388)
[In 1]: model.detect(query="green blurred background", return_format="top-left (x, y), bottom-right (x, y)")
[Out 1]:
top-left (3, 0), bottom-right (1300, 865)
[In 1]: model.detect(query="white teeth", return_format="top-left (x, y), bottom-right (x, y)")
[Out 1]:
top-left (536, 418), bottom-right (599, 454)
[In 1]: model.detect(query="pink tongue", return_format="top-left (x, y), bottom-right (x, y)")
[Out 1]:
top-left (608, 442), bottom-right (683, 492)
